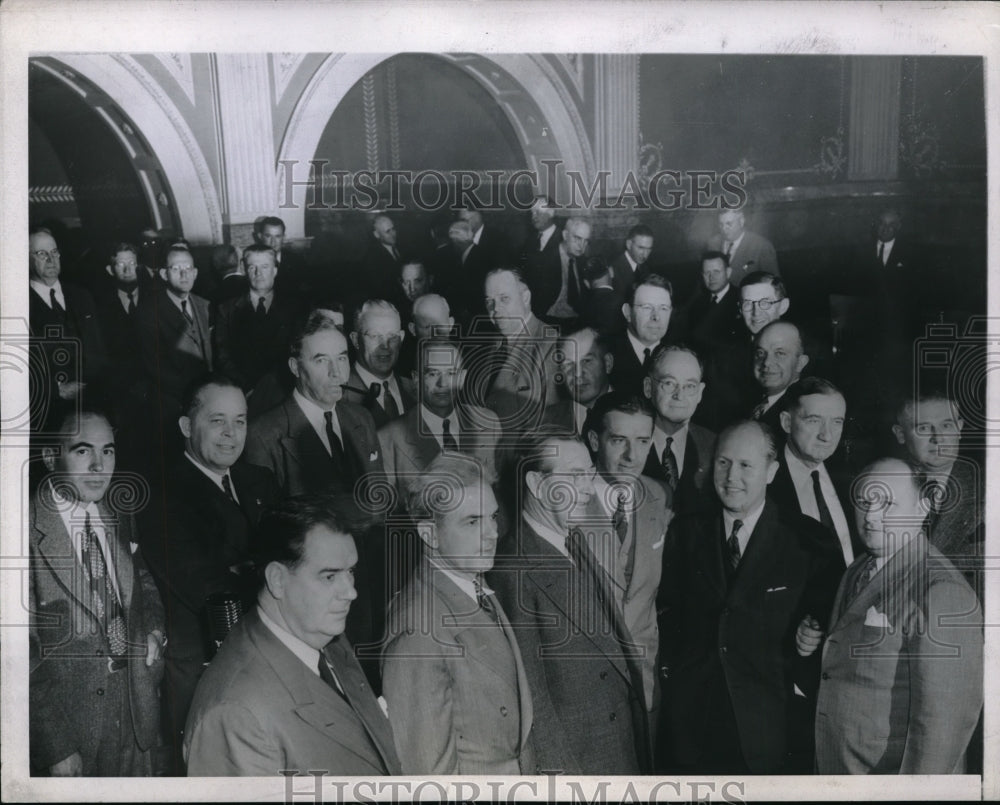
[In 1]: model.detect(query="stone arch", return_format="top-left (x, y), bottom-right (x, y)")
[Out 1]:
top-left (277, 53), bottom-right (595, 238)
top-left (45, 54), bottom-right (224, 244)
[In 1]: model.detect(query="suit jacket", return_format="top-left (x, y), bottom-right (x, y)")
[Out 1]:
top-left (656, 500), bottom-right (845, 773)
top-left (29, 483), bottom-right (165, 771)
top-left (245, 395), bottom-right (384, 497)
top-left (683, 287), bottom-right (743, 357)
top-left (94, 284), bottom-right (141, 376)
top-left (607, 329), bottom-right (679, 399)
top-left (342, 367), bottom-right (417, 430)
top-left (584, 474), bottom-right (673, 710)
top-left (136, 288), bottom-right (212, 419)
top-left (520, 226), bottom-right (563, 317)
top-left (710, 230), bottom-right (780, 288)
top-left (490, 520), bottom-right (650, 775)
top-left (381, 563), bottom-right (535, 774)
top-left (925, 457), bottom-right (984, 565)
top-left (815, 536), bottom-right (983, 774)
top-left (361, 243), bottom-right (403, 304)
top-left (643, 423), bottom-right (717, 515)
top-left (184, 608), bottom-right (401, 776)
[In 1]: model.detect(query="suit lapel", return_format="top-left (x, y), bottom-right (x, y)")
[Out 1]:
top-left (99, 501), bottom-right (135, 611)
top-left (282, 398), bottom-right (334, 474)
top-left (731, 501), bottom-right (781, 596)
top-left (403, 408), bottom-right (441, 467)
top-left (32, 487), bottom-right (99, 621)
top-left (698, 512), bottom-right (729, 601)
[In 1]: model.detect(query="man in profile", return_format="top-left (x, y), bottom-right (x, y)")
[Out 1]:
top-left (184, 497), bottom-right (401, 776)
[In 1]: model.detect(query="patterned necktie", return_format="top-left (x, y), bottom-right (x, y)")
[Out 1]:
top-left (727, 519), bottom-right (743, 569)
top-left (324, 410), bottom-right (347, 473)
top-left (613, 492), bottom-right (628, 544)
top-left (255, 296), bottom-right (267, 317)
top-left (850, 555), bottom-right (877, 602)
top-left (82, 512), bottom-right (128, 657)
top-left (474, 575), bottom-right (500, 625)
top-left (382, 380), bottom-right (400, 419)
top-left (442, 418), bottom-right (459, 451)
top-left (181, 298), bottom-right (194, 325)
top-left (752, 396), bottom-right (769, 420)
top-left (50, 288), bottom-right (65, 317)
top-left (811, 469), bottom-right (836, 535)
top-left (661, 437), bottom-right (679, 491)
top-left (221, 473), bottom-right (237, 504)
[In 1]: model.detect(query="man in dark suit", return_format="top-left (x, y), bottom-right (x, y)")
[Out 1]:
top-left (711, 208), bottom-right (779, 287)
top-left (544, 326), bottom-right (613, 435)
top-left (683, 251), bottom-right (740, 357)
top-left (396, 260), bottom-right (431, 322)
top-left (396, 292), bottom-right (456, 378)
top-left (608, 274), bottom-right (679, 397)
top-left (770, 377), bottom-right (858, 566)
top-left (748, 320), bottom-right (809, 435)
top-left (810, 459), bottom-right (982, 774)
top-left (602, 224), bottom-right (655, 334)
top-left (519, 195), bottom-right (563, 319)
top-left (642, 345), bottom-right (716, 514)
top-left (490, 429), bottom-right (650, 775)
top-left (434, 221), bottom-right (492, 324)
top-left (458, 205), bottom-right (510, 269)
top-left (361, 214), bottom-right (404, 303)
top-left (541, 216), bottom-right (591, 330)
top-left (655, 420), bottom-right (844, 774)
top-left (28, 226), bottom-right (110, 431)
top-left (254, 215), bottom-right (310, 302)
top-left (136, 245), bottom-right (213, 437)
top-left (139, 376), bottom-right (280, 773)
top-left (212, 244), bottom-right (298, 418)
top-left (382, 454), bottom-right (535, 774)
top-left (184, 497), bottom-right (401, 776)
top-left (343, 300), bottom-right (416, 428)
top-left (30, 410), bottom-right (166, 776)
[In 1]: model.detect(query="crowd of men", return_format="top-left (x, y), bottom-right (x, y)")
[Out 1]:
top-left (27, 199), bottom-right (984, 778)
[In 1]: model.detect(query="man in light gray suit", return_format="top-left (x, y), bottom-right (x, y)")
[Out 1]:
top-left (381, 454), bottom-right (535, 774)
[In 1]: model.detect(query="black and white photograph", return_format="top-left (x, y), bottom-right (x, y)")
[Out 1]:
top-left (1, 1), bottom-right (996, 801)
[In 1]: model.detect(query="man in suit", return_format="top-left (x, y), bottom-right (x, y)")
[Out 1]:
top-left (478, 268), bottom-right (561, 432)
top-left (609, 224), bottom-right (655, 302)
top-left (213, 244), bottom-right (298, 418)
top-left (342, 299), bottom-right (416, 428)
top-left (809, 458), bottom-right (982, 774)
top-left (892, 391), bottom-right (984, 575)
top-left (396, 292), bottom-right (456, 378)
top-left (382, 453), bottom-right (535, 774)
top-left (397, 260), bottom-right (430, 317)
top-left (582, 392), bottom-right (672, 725)
top-left (540, 216), bottom-right (591, 330)
top-left (140, 375), bottom-right (280, 773)
top-left (748, 320), bottom-right (809, 434)
top-left (30, 410), bottom-right (166, 776)
top-left (136, 245), bottom-right (213, 438)
top-left (254, 215), bottom-right (310, 302)
top-left (184, 497), bottom-right (402, 776)
top-left (434, 221), bottom-right (492, 324)
top-left (29, 226), bottom-right (110, 431)
top-left (203, 244), bottom-right (247, 307)
top-left (608, 274), bottom-right (678, 397)
top-left (490, 429), bottom-right (650, 775)
top-left (770, 377), bottom-right (858, 566)
top-left (519, 195), bottom-right (563, 319)
top-left (683, 251), bottom-right (740, 356)
top-left (642, 345), bottom-right (716, 514)
top-left (458, 204), bottom-right (510, 269)
top-left (711, 208), bottom-right (779, 287)
top-left (545, 326), bottom-right (613, 435)
top-left (655, 420), bottom-right (844, 773)
top-left (361, 214), bottom-right (403, 303)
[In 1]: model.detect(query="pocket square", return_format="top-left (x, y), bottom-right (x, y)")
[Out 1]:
top-left (864, 606), bottom-right (891, 628)
top-left (651, 536), bottom-right (665, 550)
top-left (130, 541), bottom-right (139, 554)
top-left (765, 585), bottom-right (788, 593)
top-left (369, 450), bottom-right (379, 461)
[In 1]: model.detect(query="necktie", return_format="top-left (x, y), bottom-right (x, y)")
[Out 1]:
top-left (877, 241), bottom-right (884, 264)
top-left (382, 380), bottom-right (400, 419)
top-left (568, 257), bottom-right (581, 308)
top-left (661, 437), bottom-right (679, 491)
top-left (752, 396), bottom-right (769, 420)
top-left (811, 469), bottom-right (836, 535)
top-left (324, 410), bottom-right (347, 472)
top-left (724, 241), bottom-right (733, 256)
top-left (727, 519), bottom-right (743, 569)
top-left (181, 298), bottom-right (193, 325)
top-left (711, 293), bottom-right (718, 305)
top-left (850, 555), bottom-right (877, 602)
top-left (474, 575), bottom-right (500, 625)
top-left (318, 655), bottom-right (347, 700)
top-left (221, 474), bottom-right (237, 504)
top-left (613, 493), bottom-right (628, 544)
top-left (391, 247), bottom-right (400, 262)
top-left (442, 418), bottom-right (459, 451)
top-left (126, 291), bottom-right (135, 316)
top-left (255, 296), bottom-right (267, 316)
top-left (82, 513), bottom-right (127, 657)
top-left (642, 347), bottom-right (652, 369)
top-left (50, 288), bottom-right (65, 316)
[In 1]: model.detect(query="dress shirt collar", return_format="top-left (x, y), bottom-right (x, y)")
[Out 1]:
top-left (712, 282), bottom-right (731, 303)
top-left (30, 279), bottom-right (64, 307)
top-left (727, 232), bottom-right (746, 253)
top-left (249, 289), bottom-right (274, 310)
top-left (594, 473), bottom-right (637, 518)
top-left (355, 363), bottom-right (396, 395)
top-left (258, 604), bottom-right (323, 676)
top-left (762, 389), bottom-right (787, 413)
top-left (506, 312), bottom-right (539, 341)
top-left (523, 510), bottom-right (571, 559)
top-left (420, 403), bottom-right (458, 449)
top-left (722, 499), bottom-right (766, 555)
top-left (293, 388), bottom-right (342, 445)
top-left (471, 225), bottom-right (483, 245)
top-left (627, 329), bottom-right (657, 364)
top-left (426, 557), bottom-right (489, 603)
top-left (652, 422), bottom-right (688, 467)
top-left (117, 286), bottom-right (138, 310)
top-left (184, 451), bottom-right (235, 498)
top-left (538, 223), bottom-right (557, 250)
top-left (878, 237), bottom-right (895, 260)
top-left (624, 252), bottom-right (639, 272)
top-left (165, 287), bottom-right (191, 312)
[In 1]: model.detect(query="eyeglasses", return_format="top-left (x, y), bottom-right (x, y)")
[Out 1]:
top-left (652, 377), bottom-right (701, 397)
top-left (362, 332), bottom-right (402, 347)
top-left (32, 249), bottom-right (60, 262)
top-left (165, 265), bottom-right (195, 277)
top-left (114, 260), bottom-right (138, 270)
top-left (740, 298), bottom-right (779, 313)
top-left (633, 304), bottom-right (672, 316)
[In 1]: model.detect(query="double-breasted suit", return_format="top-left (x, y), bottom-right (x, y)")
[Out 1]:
top-left (381, 564), bottom-right (535, 774)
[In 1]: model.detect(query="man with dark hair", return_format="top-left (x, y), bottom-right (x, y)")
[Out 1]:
top-left (545, 326), bottom-right (614, 434)
top-left (582, 391), bottom-right (672, 729)
top-left (656, 420), bottom-right (843, 774)
top-left (711, 208), bottom-right (779, 287)
top-left (683, 251), bottom-right (739, 355)
top-left (253, 215), bottom-right (309, 300)
top-left (519, 195), bottom-right (563, 318)
top-left (30, 410), bottom-right (165, 776)
top-left (139, 375), bottom-right (279, 773)
top-left (642, 344), bottom-right (716, 513)
top-left (608, 273), bottom-right (679, 397)
top-left (361, 214), bottom-right (404, 302)
top-left (490, 428), bottom-right (650, 774)
top-left (184, 497), bottom-right (401, 776)
top-left (213, 243), bottom-right (299, 418)
top-left (382, 454), bottom-right (535, 774)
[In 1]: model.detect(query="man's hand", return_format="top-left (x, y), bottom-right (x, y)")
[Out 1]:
top-left (49, 751), bottom-right (83, 776)
top-left (795, 614), bottom-right (824, 657)
top-left (57, 380), bottom-right (86, 400)
top-left (146, 630), bottom-right (166, 667)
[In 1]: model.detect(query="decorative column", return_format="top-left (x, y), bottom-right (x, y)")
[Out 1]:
top-left (594, 54), bottom-right (640, 196)
top-left (847, 57), bottom-right (902, 181)
top-left (212, 54), bottom-right (277, 244)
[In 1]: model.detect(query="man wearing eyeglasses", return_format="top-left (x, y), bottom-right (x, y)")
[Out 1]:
top-left (608, 274), bottom-right (679, 398)
top-left (342, 299), bottom-right (416, 429)
top-left (28, 226), bottom-right (110, 431)
top-left (137, 246), bottom-right (213, 442)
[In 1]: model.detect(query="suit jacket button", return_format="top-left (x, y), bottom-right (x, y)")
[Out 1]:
top-left (600, 671), bottom-right (608, 680)
top-left (821, 672), bottom-right (831, 680)
top-left (609, 712), bottom-right (617, 721)
top-left (96, 688), bottom-right (105, 696)
top-left (500, 705), bottom-right (508, 716)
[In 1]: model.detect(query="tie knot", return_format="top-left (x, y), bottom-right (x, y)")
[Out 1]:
top-left (324, 410), bottom-right (333, 425)
top-left (665, 436), bottom-right (673, 449)
top-left (442, 417), bottom-right (451, 432)
top-left (732, 519), bottom-right (743, 537)
top-left (383, 380), bottom-right (391, 395)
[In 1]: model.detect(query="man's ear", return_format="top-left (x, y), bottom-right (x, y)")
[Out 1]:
top-left (178, 416), bottom-right (192, 439)
top-left (585, 429), bottom-right (599, 454)
top-left (288, 356), bottom-right (300, 379)
top-left (891, 423), bottom-right (905, 446)
top-left (349, 331), bottom-right (360, 351)
top-left (779, 410), bottom-right (792, 435)
top-left (604, 352), bottom-right (614, 375)
top-left (158, 268), bottom-right (168, 283)
top-left (642, 376), bottom-right (652, 401)
top-left (417, 519), bottom-right (437, 550)
top-left (777, 298), bottom-right (790, 318)
top-left (408, 321), bottom-right (416, 337)
top-left (795, 353), bottom-right (809, 375)
top-left (41, 446), bottom-right (58, 473)
top-left (264, 562), bottom-right (285, 599)
top-left (525, 470), bottom-right (542, 500)
top-left (765, 459), bottom-right (779, 485)
top-left (105, 265), bottom-right (114, 279)
top-left (621, 303), bottom-right (631, 322)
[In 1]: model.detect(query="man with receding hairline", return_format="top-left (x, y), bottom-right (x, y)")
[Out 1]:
top-left (711, 208), bottom-right (779, 287)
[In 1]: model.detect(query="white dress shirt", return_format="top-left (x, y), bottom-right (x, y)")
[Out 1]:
top-left (523, 511), bottom-right (572, 560)
top-left (30, 279), bottom-right (65, 309)
top-left (722, 500), bottom-right (766, 557)
top-left (420, 404), bottom-right (460, 451)
top-left (355, 364), bottom-right (404, 414)
top-left (52, 483), bottom-right (122, 601)
top-left (185, 452), bottom-right (239, 503)
top-left (651, 423), bottom-right (688, 476)
top-left (293, 388), bottom-right (342, 454)
top-left (258, 604), bottom-right (337, 687)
